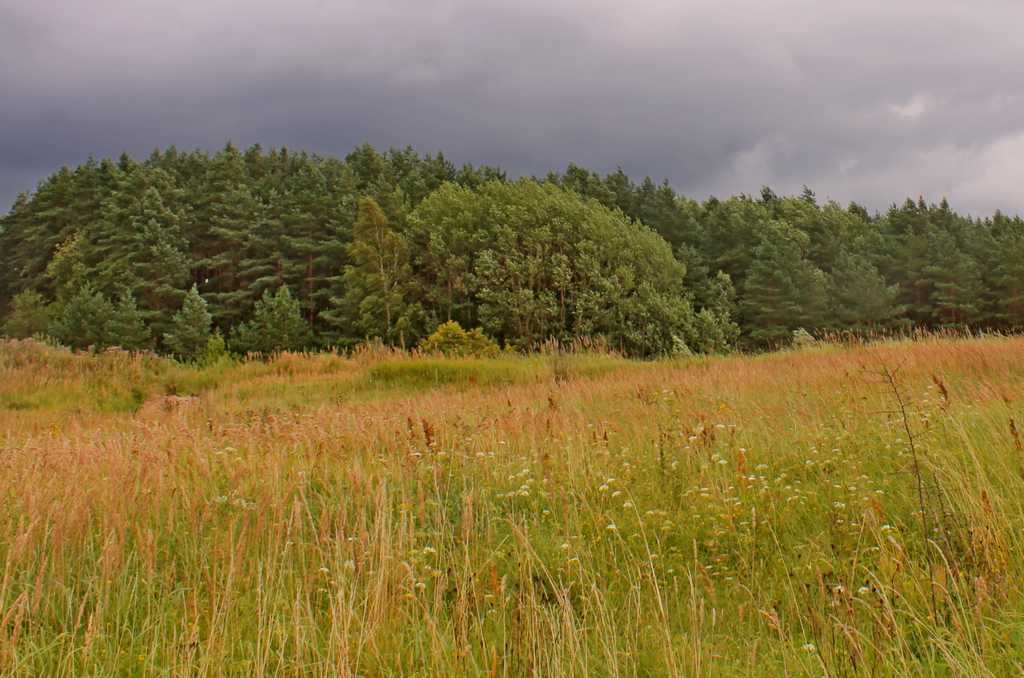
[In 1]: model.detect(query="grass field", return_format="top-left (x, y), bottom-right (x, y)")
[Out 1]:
top-left (1, 336), bottom-right (1023, 676)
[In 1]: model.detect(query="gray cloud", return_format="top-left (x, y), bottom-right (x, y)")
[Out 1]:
top-left (3, 0), bottom-right (1024, 216)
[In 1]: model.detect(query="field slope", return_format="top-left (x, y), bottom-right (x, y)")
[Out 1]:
top-left (1, 337), bottom-right (1023, 676)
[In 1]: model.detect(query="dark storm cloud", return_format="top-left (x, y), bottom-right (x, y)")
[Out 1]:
top-left (3, 0), bottom-right (1024, 215)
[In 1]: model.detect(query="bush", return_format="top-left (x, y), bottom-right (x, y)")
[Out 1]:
top-left (2, 290), bottom-right (53, 339)
top-left (418, 321), bottom-right (499, 358)
top-left (201, 331), bottom-right (229, 366)
top-left (792, 327), bottom-right (818, 349)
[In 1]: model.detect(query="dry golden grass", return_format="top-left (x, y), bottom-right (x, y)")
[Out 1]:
top-left (1, 336), bottom-right (1023, 675)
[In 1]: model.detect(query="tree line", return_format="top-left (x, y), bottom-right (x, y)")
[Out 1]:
top-left (1, 143), bottom-right (1021, 358)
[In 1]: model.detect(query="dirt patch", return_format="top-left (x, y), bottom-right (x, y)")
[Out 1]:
top-left (136, 395), bottom-right (201, 419)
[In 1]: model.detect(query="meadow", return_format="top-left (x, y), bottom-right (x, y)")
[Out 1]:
top-left (1, 336), bottom-right (1023, 676)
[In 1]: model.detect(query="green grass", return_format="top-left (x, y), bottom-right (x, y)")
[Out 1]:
top-left (364, 354), bottom-right (628, 390)
top-left (1, 336), bottom-right (1023, 675)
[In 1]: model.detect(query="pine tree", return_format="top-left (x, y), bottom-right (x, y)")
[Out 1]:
top-left (280, 163), bottom-right (350, 333)
top-left (0, 168), bottom-right (79, 307)
top-left (603, 168), bottom-right (637, 216)
top-left (129, 187), bottom-right (190, 334)
top-left (106, 292), bottom-right (153, 350)
top-left (194, 144), bottom-right (262, 329)
top-left (0, 194), bottom-right (35, 311)
top-left (2, 290), bottom-right (53, 339)
top-left (828, 250), bottom-right (903, 332)
top-left (164, 285), bottom-right (213, 361)
top-left (740, 230), bottom-right (828, 347)
top-left (987, 227), bottom-right (1024, 328)
top-left (230, 286), bottom-right (312, 355)
top-left (312, 162), bottom-right (357, 345)
top-left (92, 181), bottom-right (190, 333)
top-left (235, 188), bottom-right (286, 303)
top-left (923, 228), bottom-right (984, 327)
top-left (49, 285), bottom-right (114, 351)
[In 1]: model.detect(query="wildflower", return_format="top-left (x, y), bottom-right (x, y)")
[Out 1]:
top-left (606, 523), bottom-right (618, 532)
top-left (802, 643), bottom-right (817, 653)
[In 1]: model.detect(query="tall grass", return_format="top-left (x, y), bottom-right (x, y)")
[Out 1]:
top-left (0, 336), bottom-right (1023, 675)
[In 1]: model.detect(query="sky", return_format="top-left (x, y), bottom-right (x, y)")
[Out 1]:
top-left (3, 0), bottom-right (1024, 216)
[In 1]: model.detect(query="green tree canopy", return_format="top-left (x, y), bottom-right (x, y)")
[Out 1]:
top-left (49, 285), bottom-right (115, 351)
top-left (409, 180), bottom-right (702, 356)
top-left (329, 196), bottom-right (420, 348)
top-left (106, 292), bottom-right (153, 351)
top-left (2, 142), bottom-right (1019, 355)
top-left (164, 285), bottom-right (213, 361)
top-left (2, 290), bottom-right (52, 339)
top-left (739, 225), bottom-right (829, 347)
top-left (231, 286), bottom-right (312, 355)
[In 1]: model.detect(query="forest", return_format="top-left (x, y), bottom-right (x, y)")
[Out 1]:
top-left (1, 142), bottom-right (1022, 357)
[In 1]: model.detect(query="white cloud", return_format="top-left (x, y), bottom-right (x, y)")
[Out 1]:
top-left (890, 94), bottom-right (932, 121)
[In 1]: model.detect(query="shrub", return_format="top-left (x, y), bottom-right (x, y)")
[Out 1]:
top-left (418, 321), bottom-right (499, 357)
top-left (792, 327), bottom-right (818, 349)
top-left (201, 331), bottom-right (228, 366)
top-left (2, 290), bottom-right (53, 339)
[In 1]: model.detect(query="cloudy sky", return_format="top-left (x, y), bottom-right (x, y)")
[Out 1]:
top-left (3, 0), bottom-right (1024, 215)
